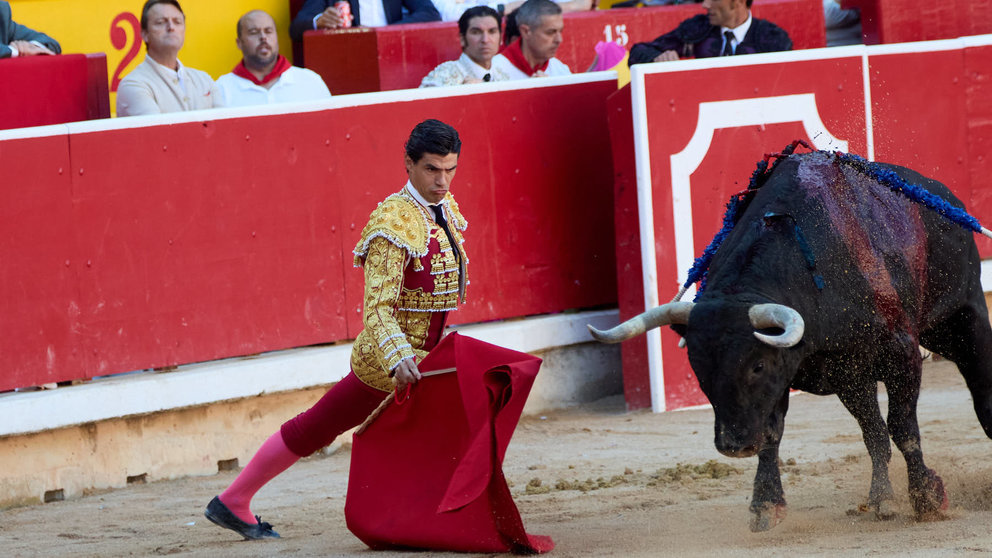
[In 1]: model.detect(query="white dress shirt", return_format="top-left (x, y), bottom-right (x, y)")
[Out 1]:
top-left (216, 66), bottom-right (332, 107)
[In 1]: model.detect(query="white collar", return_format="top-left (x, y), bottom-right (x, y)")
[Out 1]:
top-left (405, 180), bottom-right (446, 214)
top-left (722, 12), bottom-right (753, 45)
top-left (457, 52), bottom-right (494, 81)
top-left (146, 55), bottom-right (186, 78)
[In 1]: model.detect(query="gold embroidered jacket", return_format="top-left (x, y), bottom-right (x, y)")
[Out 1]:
top-left (351, 187), bottom-right (468, 391)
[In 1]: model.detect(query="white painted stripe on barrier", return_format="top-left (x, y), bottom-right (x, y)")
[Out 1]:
top-left (629, 65), bottom-right (666, 414)
top-left (982, 260), bottom-right (992, 292)
top-left (0, 72), bottom-right (617, 141)
top-left (632, 45), bottom-right (866, 76)
top-left (863, 51), bottom-right (874, 161)
top-left (0, 309), bottom-right (618, 437)
top-left (0, 123), bottom-right (70, 142)
top-left (961, 34), bottom-right (992, 47)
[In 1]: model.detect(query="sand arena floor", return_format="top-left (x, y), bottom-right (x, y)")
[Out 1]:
top-left (3, 358), bottom-right (992, 557)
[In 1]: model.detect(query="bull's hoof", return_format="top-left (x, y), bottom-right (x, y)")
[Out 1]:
top-left (749, 502), bottom-right (787, 532)
top-left (911, 470), bottom-right (949, 520)
top-left (848, 498), bottom-right (896, 520)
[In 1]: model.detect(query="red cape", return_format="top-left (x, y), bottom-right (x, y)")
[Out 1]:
top-left (345, 332), bottom-right (554, 553)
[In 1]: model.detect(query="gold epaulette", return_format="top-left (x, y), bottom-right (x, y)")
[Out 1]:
top-left (353, 192), bottom-right (432, 267)
top-left (446, 194), bottom-right (468, 233)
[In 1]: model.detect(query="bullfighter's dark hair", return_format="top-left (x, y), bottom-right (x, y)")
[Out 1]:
top-left (405, 120), bottom-right (462, 163)
top-left (140, 0), bottom-right (184, 32)
top-left (458, 6), bottom-right (501, 37)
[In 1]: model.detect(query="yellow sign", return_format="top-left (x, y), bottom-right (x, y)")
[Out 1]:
top-left (10, 0), bottom-right (294, 112)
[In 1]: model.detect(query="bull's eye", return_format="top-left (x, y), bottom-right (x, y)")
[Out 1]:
top-left (752, 361), bottom-right (765, 374)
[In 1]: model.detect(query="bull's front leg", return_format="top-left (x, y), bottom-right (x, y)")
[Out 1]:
top-left (836, 383), bottom-right (895, 518)
top-left (884, 346), bottom-right (948, 520)
top-left (749, 390), bottom-right (789, 532)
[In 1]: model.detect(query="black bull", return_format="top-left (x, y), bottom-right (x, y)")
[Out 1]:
top-left (591, 151), bottom-right (992, 531)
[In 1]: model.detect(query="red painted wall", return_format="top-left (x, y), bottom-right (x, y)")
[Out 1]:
top-left (0, 54), bottom-right (110, 130)
top-left (843, 0), bottom-right (992, 45)
top-left (0, 78), bottom-right (617, 392)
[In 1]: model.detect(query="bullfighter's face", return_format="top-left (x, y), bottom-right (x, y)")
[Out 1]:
top-left (405, 152), bottom-right (459, 205)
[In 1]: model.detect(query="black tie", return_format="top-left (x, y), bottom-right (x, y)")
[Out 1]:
top-left (483, 73), bottom-right (491, 82)
top-left (721, 30), bottom-right (735, 56)
top-left (432, 205), bottom-right (460, 265)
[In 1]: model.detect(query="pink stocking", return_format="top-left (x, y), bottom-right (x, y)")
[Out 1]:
top-left (218, 430), bottom-right (300, 524)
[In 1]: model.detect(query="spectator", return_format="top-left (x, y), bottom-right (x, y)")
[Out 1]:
top-left (1, 0), bottom-right (60, 58)
top-left (492, 0), bottom-right (571, 79)
top-left (824, 0), bottom-right (861, 47)
top-left (117, 0), bottom-right (222, 117)
top-left (629, 0), bottom-right (791, 65)
top-left (431, 0), bottom-right (591, 24)
top-left (289, 0), bottom-right (439, 39)
top-left (216, 10), bottom-right (331, 106)
top-left (420, 6), bottom-right (509, 87)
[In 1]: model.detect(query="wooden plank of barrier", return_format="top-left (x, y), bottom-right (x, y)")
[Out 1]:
top-left (0, 133), bottom-right (75, 391)
top-left (0, 53), bottom-right (107, 130)
top-left (303, 27), bottom-right (386, 95)
top-left (843, 0), bottom-right (992, 45)
top-left (965, 43), bottom-right (992, 256)
top-left (623, 50), bottom-right (872, 410)
top-left (0, 74), bottom-right (620, 390)
top-left (67, 112), bottom-right (352, 375)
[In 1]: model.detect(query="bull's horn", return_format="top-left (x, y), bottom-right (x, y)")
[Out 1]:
top-left (749, 304), bottom-right (804, 348)
top-left (588, 302), bottom-right (694, 344)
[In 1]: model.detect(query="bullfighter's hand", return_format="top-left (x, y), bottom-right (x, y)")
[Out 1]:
top-left (392, 359), bottom-right (422, 391)
top-left (316, 7), bottom-right (345, 29)
top-left (653, 50), bottom-right (679, 62)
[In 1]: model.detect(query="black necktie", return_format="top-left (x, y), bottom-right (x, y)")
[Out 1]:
top-left (483, 73), bottom-right (491, 82)
top-left (432, 205), bottom-right (460, 265)
top-left (721, 30), bottom-right (735, 56)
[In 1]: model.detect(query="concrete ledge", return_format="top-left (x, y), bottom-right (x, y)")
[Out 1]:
top-left (0, 309), bottom-right (620, 438)
top-left (0, 310), bottom-right (623, 510)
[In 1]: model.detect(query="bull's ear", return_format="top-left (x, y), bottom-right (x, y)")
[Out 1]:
top-left (670, 324), bottom-right (687, 338)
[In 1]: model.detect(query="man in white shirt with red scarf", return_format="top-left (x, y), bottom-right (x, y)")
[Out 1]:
top-left (217, 10), bottom-right (331, 107)
top-left (492, 0), bottom-right (570, 79)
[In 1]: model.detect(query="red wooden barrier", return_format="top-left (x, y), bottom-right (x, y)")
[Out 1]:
top-left (614, 38), bottom-right (992, 411)
top-left (0, 76), bottom-right (617, 392)
top-left (304, 0), bottom-right (825, 94)
top-left (843, 0), bottom-right (992, 45)
top-left (0, 53), bottom-right (110, 130)
top-left (966, 43), bottom-right (992, 256)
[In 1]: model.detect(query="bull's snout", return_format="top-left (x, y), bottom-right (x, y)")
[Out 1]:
top-left (714, 422), bottom-right (761, 458)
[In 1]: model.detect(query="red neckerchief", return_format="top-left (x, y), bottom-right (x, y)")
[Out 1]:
top-left (500, 39), bottom-right (549, 76)
top-left (231, 54), bottom-right (292, 86)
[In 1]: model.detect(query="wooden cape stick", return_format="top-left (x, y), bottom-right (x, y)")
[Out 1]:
top-left (354, 367), bottom-right (457, 435)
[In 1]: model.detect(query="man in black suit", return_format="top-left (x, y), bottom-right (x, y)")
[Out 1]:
top-left (1, 0), bottom-right (61, 58)
top-left (629, 0), bottom-right (791, 65)
top-left (289, 0), bottom-right (440, 41)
